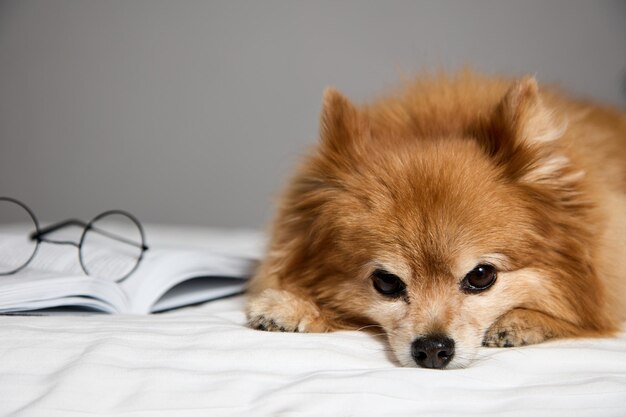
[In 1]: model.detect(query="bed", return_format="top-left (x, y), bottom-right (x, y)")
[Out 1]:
top-left (1, 226), bottom-right (625, 416)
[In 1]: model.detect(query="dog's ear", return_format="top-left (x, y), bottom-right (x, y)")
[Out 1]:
top-left (319, 88), bottom-right (368, 155)
top-left (484, 77), bottom-right (574, 187)
top-left (496, 77), bottom-right (563, 147)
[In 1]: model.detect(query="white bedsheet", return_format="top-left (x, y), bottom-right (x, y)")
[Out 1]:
top-left (2, 295), bottom-right (626, 417)
top-left (1, 226), bottom-right (625, 416)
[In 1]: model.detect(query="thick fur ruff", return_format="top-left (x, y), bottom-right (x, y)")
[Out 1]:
top-left (246, 72), bottom-right (626, 368)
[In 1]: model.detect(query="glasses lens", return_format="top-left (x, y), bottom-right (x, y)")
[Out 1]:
top-left (0, 198), bottom-right (39, 274)
top-left (79, 211), bottom-right (145, 281)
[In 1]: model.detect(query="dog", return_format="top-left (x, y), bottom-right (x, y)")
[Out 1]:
top-left (246, 71), bottom-right (626, 369)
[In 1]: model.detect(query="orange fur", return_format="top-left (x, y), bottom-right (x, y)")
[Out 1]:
top-left (246, 71), bottom-right (626, 368)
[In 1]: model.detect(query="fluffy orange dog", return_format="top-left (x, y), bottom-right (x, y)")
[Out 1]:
top-left (246, 72), bottom-right (626, 369)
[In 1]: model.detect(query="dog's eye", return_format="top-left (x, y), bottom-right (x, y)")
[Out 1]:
top-left (461, 264), bottom-right (497, 293)
top-left (372, 269), bottom-right (406, 297)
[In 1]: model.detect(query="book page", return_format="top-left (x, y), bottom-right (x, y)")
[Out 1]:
top-left (0, 229), bottom-right (140, 282)
top-left (121, 248), bottom-right (258, 314)
top-left (0, 269), bottom-right (129, 313)
top-left (151, 276), bottom-right (247, 312)
top-left (0, 234), bottom-right (84, 276)
top-left (0, 296), bottom-right (119, 314)
top-left (0, 233), bottom-right (129, 313)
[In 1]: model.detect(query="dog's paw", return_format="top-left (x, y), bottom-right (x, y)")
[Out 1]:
top-left (483, 309), bottom-right (552, 347)
top-left (246, 289), bottom-right (325, 333)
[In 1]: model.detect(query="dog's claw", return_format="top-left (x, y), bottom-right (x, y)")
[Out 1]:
top-left (247, 313), bottom-right (300, 333)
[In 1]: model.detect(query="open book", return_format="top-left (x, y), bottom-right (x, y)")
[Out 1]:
top-left (0, 226), bottom-right (262, 314)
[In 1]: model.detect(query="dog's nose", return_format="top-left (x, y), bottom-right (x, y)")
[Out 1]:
top-left (411, 334), bottom-right (455, 369)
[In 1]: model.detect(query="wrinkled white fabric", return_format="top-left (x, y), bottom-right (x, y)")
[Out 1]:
top-left (1, 295), bottom-right (625, 417)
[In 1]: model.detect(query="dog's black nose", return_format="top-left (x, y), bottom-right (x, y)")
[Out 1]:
top-left (411, 334), bottom-right (455, 369)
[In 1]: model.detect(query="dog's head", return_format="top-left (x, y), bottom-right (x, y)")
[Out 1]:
top-left (281, 75), bottom-right (603, 368)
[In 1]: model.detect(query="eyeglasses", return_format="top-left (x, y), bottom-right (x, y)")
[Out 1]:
top-left (0, 197), bottom-right (149, 281)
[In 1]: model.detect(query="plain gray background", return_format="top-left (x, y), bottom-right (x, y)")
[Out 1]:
top-left (1, 0), bottom-right (625, 229)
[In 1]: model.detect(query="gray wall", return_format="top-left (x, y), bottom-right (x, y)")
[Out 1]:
top-left (1, 0), bottom-right (625, 228)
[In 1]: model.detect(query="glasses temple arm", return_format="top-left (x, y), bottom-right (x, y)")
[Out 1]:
top-left (88, 225), bottom-right (149, 251)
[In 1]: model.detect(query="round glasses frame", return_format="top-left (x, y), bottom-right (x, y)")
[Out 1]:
top-left (0, 196), bottom-right (149, 281)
